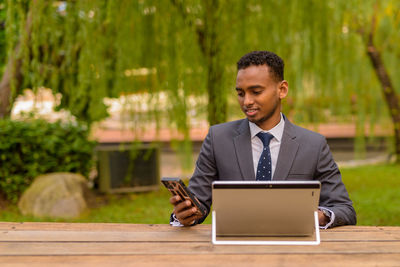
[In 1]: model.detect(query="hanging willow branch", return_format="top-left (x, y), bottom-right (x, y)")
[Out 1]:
top-left (2, 0), bottom-right (400, 163)
top-left (171, 0), bottom-right (228, 125)
top-left (0, 0), bottom-right (34, 118)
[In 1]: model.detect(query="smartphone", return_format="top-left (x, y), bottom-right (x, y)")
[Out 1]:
top-left (161, 177), bottom-right (206, 217)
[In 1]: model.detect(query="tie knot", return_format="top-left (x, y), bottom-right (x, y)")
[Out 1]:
top-left (256, 132), bottom-right (274, 147)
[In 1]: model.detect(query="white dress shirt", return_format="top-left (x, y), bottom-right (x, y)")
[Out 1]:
top-left (249, 113), bottom-right (285, 179)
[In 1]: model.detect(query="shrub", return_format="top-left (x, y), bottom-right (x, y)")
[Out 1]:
top-left (0, 119), bottom-right (97, 203)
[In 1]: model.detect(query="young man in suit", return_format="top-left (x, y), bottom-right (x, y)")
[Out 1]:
top-left (170, 51), bottom-right (356, 228)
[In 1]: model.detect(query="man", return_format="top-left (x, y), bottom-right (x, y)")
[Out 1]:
top-left (170, 51), bottom-right (356, 228)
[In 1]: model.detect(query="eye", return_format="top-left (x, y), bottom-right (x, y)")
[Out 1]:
top-left (237, 91), bottom-right (244, 97)
top-left (253, 90), bottom-right (262, 95)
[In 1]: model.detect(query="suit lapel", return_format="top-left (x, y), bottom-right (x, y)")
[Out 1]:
top-left (273, 118), bottom-right (299, 180)
top-left (233, 119), bottom-right (255, 180)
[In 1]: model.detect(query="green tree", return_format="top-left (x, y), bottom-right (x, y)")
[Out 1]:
top-left (358, 1), bottom-right (400, 162)
top-left (1, 0), bottom-right (400, 162)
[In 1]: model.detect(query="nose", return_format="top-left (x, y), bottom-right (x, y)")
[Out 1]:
top-left (243, 94), bottom-right (254, 106)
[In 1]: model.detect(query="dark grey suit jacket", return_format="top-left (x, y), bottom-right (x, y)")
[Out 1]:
top-left (188, 116), bottom-right (356, 227)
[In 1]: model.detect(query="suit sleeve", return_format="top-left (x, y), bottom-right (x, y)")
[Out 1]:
top-left (188, 127), bottom-right (218, 224)
top-left (315, 138), bottom-right (357, 227)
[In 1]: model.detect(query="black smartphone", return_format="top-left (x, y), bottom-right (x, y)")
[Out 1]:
top-left (161, 177), bottom-right (206, 217)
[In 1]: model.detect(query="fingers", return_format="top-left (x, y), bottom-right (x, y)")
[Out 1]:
top-left (169, 195), bottom-right (181, 205)
top-left (175, 204), bottom-right (201, 226)
top-left (177, 213), bottom-right (201, 226)
top-left (174, 201), bottom-right (196, 216)
top-left (318, 210), bottom-right (329, 226)
top-left (170, 198), bottom-right (200, 226)
top-left (169, 195), bottom-right (203, 226)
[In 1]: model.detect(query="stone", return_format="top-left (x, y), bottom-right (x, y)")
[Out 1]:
top-left (18, 172), bottom-right (88, 219)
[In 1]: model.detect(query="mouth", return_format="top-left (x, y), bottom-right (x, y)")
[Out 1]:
top-left (244, 108), bottom-right (258, 117)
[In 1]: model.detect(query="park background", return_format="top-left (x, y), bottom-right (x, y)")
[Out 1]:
top-left (0, 0), bottom-right (399, 225)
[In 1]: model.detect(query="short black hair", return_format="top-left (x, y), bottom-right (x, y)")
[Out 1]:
top-left (237, 51), bottom-right (284, 81)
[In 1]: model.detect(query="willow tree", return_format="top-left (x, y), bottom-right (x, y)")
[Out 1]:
top-left (358, 1), bottom-right (400, 162)
top-left (2, 0), bottom-right (400, 162)
top-left (238, 0), bottom-right (400, 161)
top-left (170, 0), bottom-right (239, 125)
top-left (1, 0), bottom-right (235, 127)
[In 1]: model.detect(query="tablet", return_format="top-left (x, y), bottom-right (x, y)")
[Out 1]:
top-left (212, 180), bottom-right (321, 245)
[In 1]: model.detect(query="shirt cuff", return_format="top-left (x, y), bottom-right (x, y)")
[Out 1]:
top-left (318, 206), bottom-right (335, 229)
top-left (170, 213), bottom-right (198, 227)
top-left (170, 213), bottom-right (184, 227)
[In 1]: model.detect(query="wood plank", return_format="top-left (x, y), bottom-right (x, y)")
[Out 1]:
top-left (328, 225), bottom-right (400, 232)
top-left (3, 222), bottom-right (397, 232)
top-left (0, 241), bottom-right (399, 256)
top-left (1, 254), bottom-right (400, 267)
top-left (0, 223), bottom-right (399, 266)
top-left (0, 230), bottom-right (211, 242)
top-left (1, 229), bottom-right (399, 242)
top-left (0, 222), bottom-right (184, 232)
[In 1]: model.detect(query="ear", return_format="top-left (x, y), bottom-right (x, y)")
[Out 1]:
top-left (278, 80), bottom-right (289, 99)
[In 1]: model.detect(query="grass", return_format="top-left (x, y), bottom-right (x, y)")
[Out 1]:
top-left (0, 189), bottom-right (177, 224)
top-left (0, 164), bottom-right (399, 226)
top-left (341, 164), bottom-right (400, 226)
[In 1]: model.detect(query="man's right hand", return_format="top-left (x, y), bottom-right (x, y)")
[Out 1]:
top-left (169, 195), bottom-right (202, 226)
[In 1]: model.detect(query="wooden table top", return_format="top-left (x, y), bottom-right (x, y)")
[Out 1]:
top-left (0, 222), bottom-right (399, 266)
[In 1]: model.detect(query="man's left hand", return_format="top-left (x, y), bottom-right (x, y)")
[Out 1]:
top-left (318, 210), bottom-right (329, 226)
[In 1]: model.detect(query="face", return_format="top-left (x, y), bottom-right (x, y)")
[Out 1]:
top-left (236, 65), bottom-right (288, 130)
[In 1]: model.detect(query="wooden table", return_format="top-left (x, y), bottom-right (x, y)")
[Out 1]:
top-left (0, 222), bottom-right (399, 266)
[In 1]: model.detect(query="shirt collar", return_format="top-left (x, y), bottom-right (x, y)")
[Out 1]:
top-left (249, 113), bottom-right (285, 142)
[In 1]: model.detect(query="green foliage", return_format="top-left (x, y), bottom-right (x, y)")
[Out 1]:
top-left (2, 0), bottom-right (400, 158)
top-left (4, 0), bottom-right (399, 124)
top-left (0, 118), bottom-right (96, 202)
top-left (0, 163), bottom-right (398, 226)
